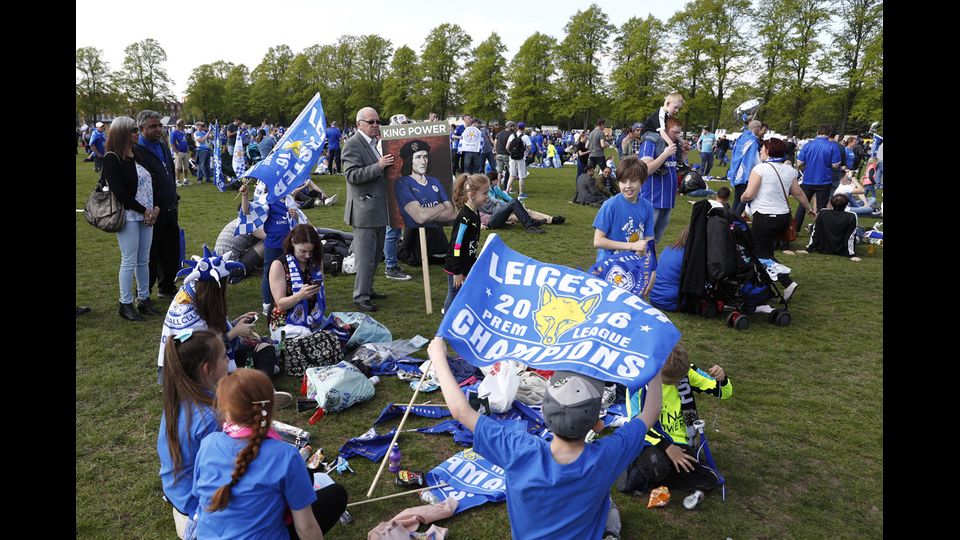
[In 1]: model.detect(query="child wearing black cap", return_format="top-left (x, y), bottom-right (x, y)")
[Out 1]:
top-left (427, 337), bottom-right (663, 540)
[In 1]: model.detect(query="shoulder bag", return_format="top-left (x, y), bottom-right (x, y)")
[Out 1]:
top-left (769, 163), bottom-right (797, 242)
top-left (84, 152), bottom-right (126, 233)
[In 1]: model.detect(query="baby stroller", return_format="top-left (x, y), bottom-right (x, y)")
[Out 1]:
top-left (678, 200), bottom-right (791, 330)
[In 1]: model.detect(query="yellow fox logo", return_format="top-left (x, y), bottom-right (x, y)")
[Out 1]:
top-left (533, 285), bottom-right (601, 345)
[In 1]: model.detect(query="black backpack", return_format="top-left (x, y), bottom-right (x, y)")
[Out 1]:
top-left (508, 135), bottom-right (526, 160)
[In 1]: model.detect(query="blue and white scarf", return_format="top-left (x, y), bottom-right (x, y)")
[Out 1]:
top-left (273, 255), bottom-right (332, 339)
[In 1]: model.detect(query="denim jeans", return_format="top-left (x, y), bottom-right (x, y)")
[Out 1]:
top-left (488, 200), bottom-right (533, 229)
top-left (876, 161), bottom-right (883, 188)
top-left (117, 219), bottom-right (153, 304)
top-left (463, 152), bottom-right (483, 174)
top-left (863, 184), bottom-right (877, 198)
top-left (846, 195), bottom-right (877, 215)
top-left (384, 225), bottom-right (401, 269)
top-left (196, 148), bottom-right (211, 182)
top-left (699, 152), bottom-right (714, 176)
top-left (262, 246), bottom-right (283, 305)
top-left (652, 207), bottom-right (673, 246)
top-left (483, 152), bottom-right (496, 174)
top-left (443, 273), bottom-right (460, 313)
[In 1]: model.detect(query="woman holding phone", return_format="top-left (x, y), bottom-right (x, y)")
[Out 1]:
top-left (268, 224), bottom-right (343, 377)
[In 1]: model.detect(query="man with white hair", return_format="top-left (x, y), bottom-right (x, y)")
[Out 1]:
top-left (90, 121), bottom-right (108, 172)
top-left (342, 107), bottom-right (394, 312)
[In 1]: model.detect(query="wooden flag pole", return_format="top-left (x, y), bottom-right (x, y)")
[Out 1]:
top-left (366, 367), bottom-right (431, 497)
top-left (419, 228), bottom-right (433, 314)
top-left (348, 483), bottom-right (449, 507)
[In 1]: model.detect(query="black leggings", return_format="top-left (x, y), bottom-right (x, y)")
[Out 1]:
top-left (751, 213), bottom-right (791, 259)
top-left (287, 483), bottom-right (348, 538)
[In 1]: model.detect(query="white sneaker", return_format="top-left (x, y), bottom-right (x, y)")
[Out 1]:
top-left (324, 194), bottom-right (338, 206)
top-left (755, 304), bottom-right (774, 314)
top-left (783, 282), bottom-right (798, 301)
top-left (262, 303), bottom-right (271, 316)
top-left (273, 391), bottom-right (293, 410)
top-left (314, 197), bottom-right (322, 207)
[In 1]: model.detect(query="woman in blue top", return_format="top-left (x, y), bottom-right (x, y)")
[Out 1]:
top-left (193, 369), bottom-right (347, 540)
top-left (157, 330), bottom-right (227, 538)
top-left (240, 180), bottom-right (299, 316)
top-left (649, 226), bottom-right (689, 312)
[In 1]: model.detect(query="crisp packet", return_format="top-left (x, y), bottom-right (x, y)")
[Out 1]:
top-left (647, 486), bottom-right (670, 508)
top-left (307, 448), bottom-right (325, 470)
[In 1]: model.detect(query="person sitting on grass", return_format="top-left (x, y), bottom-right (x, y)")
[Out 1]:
top-left (648, 226), bottom-right (689, 312)
top-left (192, 368), bottom-right (348, 539)
top-left (477, 171), bottom-right (555, 234)
top-left (618, 342), bottom-right (732, 500)
top-left (291, 179), bottom-right (338, 209)
top-left (797, 194), bottom-right (864, 262)
top-left (833, 172), bottom-right (880, 217)
top-left (427, 336), bottom-right (663, 540)
top-left (575, 167), bottom-right (610, 207)
top-left (157, 330), bottom-right (227, 539)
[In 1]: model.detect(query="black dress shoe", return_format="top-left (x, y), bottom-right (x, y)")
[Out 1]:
top-left (369, 291), bottom-right (387, 299)
top-left (157, 289), bottom-right (177, 299)
top-left (119, 302), bottom-right (146, 321)
top-left (354, 299), bottom-right (378, 312)
top-left (136, 297), bottom-right (161, 315)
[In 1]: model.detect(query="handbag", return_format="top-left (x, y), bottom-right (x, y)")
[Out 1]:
top-left (770, 164), bottom-right (797, 242)
top-left (84, 152), bottom-right (126, 233)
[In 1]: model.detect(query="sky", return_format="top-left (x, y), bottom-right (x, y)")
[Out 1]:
top-left (77, 0), bottom-right (693, 98)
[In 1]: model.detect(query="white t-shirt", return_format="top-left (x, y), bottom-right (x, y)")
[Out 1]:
top-left (748, 162), bottom-right (798, 215)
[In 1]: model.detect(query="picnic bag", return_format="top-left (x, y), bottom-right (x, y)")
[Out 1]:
top-left (770, 164), bottom-right (798, 242)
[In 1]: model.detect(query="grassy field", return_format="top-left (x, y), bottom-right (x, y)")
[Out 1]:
top-left (76, 150), bottom-right (882, 539)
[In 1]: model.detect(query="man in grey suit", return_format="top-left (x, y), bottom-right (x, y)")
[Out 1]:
top-left (342, 107), bottom-right (394, 311)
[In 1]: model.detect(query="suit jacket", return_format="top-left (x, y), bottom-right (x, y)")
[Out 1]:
top-left (342, 132), bottom-right (389, 228)
top-left (133, 142), bottom-right (178, 209)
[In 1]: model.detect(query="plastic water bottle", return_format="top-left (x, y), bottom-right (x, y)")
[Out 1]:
top-left (388, 443), bottom-right (402, 473)
top-left (369, 376), bottom-right (380, 385)
top-left (338, 510), bottom-right (353, 525)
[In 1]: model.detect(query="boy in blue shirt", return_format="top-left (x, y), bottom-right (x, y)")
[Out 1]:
top-left (593, 156), bottom-right (657, 264)
top-left (427, 337), bottom-right (664, 540)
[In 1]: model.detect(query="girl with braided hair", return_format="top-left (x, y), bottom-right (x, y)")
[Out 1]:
top-left (157, 330), bottom-right (228, 539)
top-left (192, 369), bottom-right (347, 539)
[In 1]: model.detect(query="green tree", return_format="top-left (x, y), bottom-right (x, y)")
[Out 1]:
top-left (76, 46), bottom-right (119, 121)
top-left (251, 45), bottom-right (294, 124)
top-left (506, 33), bottom-right (557, 125)
top-left (381, 46), bottom-right (420, 119)
top-left (667, 3), bottom-right (713, 130)
top-left (328, 36), bottom-right (359, 126)
top-left (781, 0), bottom-right (832, 135)
top-left (459, 33), bottom-right (508, 122)
top-left (751, 0), bottom-right (794, 121)
top-left (702, 0), bottom-right (752, 128)
top-left (184, 61), bottom-right (233, 122)
top-left (283, 53), bottom-right (320, 123)
top-left (417, 24), bottom-right (471, 117)
top-left (223, 64), bottom-right (252, 123)
top-left (831, 0), bottom-right (883, 134)
top-left (305, 44), bottom-right (339, 122)
top-left (119, 39), bottom-right (175, 111)
top-left (848, 26), bottom-right (882, 131)
top-left (347, 35), bottom-right (393, 115)
top-left (609, 15), bottom-right (665, 124)
top-left (554, 3), bottom-right (615, 128)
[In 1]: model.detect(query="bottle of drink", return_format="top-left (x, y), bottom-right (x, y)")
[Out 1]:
top-left (369, 375), bottom-right (380, 386)
top-left (388, 443), bottom-right (402, 473)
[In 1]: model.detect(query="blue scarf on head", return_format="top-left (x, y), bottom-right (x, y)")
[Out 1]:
top-left (283, 254), bottom-right (332, 331)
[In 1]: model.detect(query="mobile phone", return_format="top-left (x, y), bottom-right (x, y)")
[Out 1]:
top-left (248, 314), bottom-right (258, 324)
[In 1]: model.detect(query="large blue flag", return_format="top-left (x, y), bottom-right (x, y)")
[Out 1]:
top-left (437, 234), bottom-right (680, 391)
top-left (240, 93), bottom-right (327, 204)
top-left (337, 428), bottom-right (396, 462)
top-left (211, 121), bottom-right (225, 191)
top-left (425, 448), bottom-right (507, 515)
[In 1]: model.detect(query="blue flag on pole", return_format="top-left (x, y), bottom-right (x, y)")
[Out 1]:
top-left (588, 248), bottom-right (658, 299)
top-left (211, 121), bottom-right (225, 191)
top-left (239, 92), bottom-right (327, 204)
top-left (437, 234), bottom-right (680, 391)
top-left (425, 448), bottom-right (507, 515)
top-left (337, 428), bottom-right (396, 462)
top-left (373, 403), bottom-right (451, 425)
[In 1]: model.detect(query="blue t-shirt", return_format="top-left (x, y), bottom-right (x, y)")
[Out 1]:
top-left (844, 147), bottom-right (855, 169)
top-left (264, 200), bottom-right (291, 249)
top-left (90, 130), bottom-right (106, 154)
top-left (171, 129), bottom-right (189, 153)
top-left (325, 127), bottom-right (342, 150)
top-left (648, 246), bottom-right (684, 312)
top-left (157, 398), bottom-right (219, 516)
top-left (638, 140), bottom-right (678, 209)
top-left (728, 132), bottom-right (759, 186)
top-left (394, 175), bottom-right (450, 229)
top-left (698, 133), bottom-right (716, 153)
top-left (593, 194), bottom-right (656, 263)
top-left (452, 125), bottom-right (465, 152)
top-left (797, 136), bottom-right (842, 186)
top-left (193, 434), bottom-right (316, 539)
top-left (195, 130), bottom-right (210, 150)
top-left (474, 413), bottom-right (649, 540)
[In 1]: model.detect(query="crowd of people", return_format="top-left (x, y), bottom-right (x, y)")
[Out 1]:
top-left (80, 90), bottom-right (882, 538)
